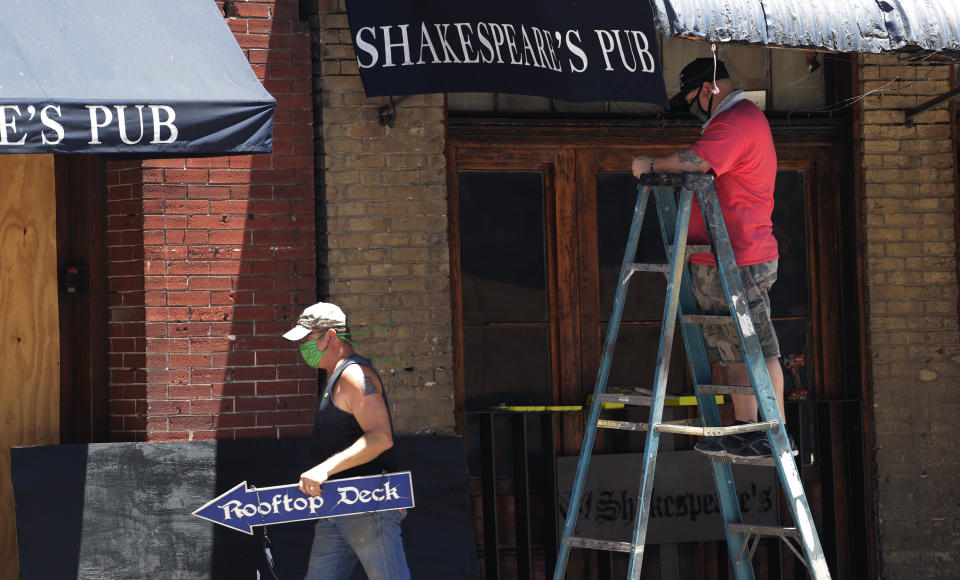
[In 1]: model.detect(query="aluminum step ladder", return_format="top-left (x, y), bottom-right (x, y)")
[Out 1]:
top-left (553, 173), bottom-right (831, 580)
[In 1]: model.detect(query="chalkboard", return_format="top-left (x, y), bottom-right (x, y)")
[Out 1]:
top-left (11, 436), bottom-right (479, 580)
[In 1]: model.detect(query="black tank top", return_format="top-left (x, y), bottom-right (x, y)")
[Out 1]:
top-left (311, 355), bottom-right (397, 478)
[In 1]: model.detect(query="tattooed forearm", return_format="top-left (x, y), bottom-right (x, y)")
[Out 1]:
top-left (677, 148), bottom-right (709, 171)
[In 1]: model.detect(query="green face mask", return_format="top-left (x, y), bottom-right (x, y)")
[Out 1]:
top-left (299, 340), bottom-right (327, 369)
top-left (295, 321), bottom-right (403, 369)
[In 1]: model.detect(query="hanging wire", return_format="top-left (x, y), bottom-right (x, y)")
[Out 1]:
top-left (788, 49), bottom-right (950, 117)
top-left (710, 43), bottom-right (721, 94)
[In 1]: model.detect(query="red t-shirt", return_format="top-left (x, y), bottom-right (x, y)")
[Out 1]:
top-left (688, 99), bottom-right (778, 266)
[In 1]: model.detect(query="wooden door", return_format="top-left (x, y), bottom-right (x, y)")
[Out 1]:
top-left (55, 155), bottom-right (109, 444)
top-left (0, 154), bottom-right (61, 580)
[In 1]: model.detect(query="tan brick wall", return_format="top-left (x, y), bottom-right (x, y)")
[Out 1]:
top-left (315, 1), bottom-right (455, 434)
top-left (859, 55), bottom-right (960, 578)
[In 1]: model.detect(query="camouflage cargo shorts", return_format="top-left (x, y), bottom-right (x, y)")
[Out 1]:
top-left (689, 260), bottom-right (781, 365)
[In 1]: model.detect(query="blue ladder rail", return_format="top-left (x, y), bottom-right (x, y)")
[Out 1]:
top-left (552, 181), bottom-right (652, 578)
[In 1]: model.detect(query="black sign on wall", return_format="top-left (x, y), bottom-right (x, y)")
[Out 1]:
top-left (346, 0), bottom-right (668, 105)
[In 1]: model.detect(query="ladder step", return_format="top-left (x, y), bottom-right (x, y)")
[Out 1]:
top-left (596, 389), bottom-right (723, 411)
top-left (628, 245), bottom-right (713, 276)
top-left (564, 536), bottom-right (635, 553)
top-left (627, 263), bottom-right (670, 274)
top-left (598, 418), bottom-right (700, 432)
top-left (596, 393), bottom-right (653, 406)
top-left (609, 389), bottom-right (724, 407)
top-left (656, 419), bottom-right (779, 437)
top-left (707, 453), bottom-right (777, 467)
top-left (682, 314), bottom-right (731, 325)
top-left (598, 419), bottom-right (647, 432)
top-left (598, 416), bottom-right (777, 438)
top-left (698, 384), bottom-right (756, 397)
top-left (728, 523), bottom-right (800, 539)
top-left (668, 244), bottom-right (712, 254)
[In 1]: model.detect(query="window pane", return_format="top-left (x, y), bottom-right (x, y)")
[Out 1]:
top-left (771, 50), bottom-right (826, 111)
top-left (602, 325), bottom-right (687, 395)
top-left (770, 170), bottom-right (809, 318)
top-left (464, 326), bottom-right (551, 410)
top-left (719, 45), bottom-right (771, 93)
top-left (597, 172), bottom-right (667, 322)
top-left (459, 171), bottom-right (548, 324)
top-left (775, 319), bottom-right (812, 401)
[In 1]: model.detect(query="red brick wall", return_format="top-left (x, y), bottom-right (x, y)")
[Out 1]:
top-left (106, 0), bottom-right (317, 441)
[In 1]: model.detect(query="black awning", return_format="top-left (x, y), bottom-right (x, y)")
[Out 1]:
top-left (0, 0), bottom-right (275, 155)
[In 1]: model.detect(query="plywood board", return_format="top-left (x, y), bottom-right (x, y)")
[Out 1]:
top-left (0, 154), bottom-right (60, 580)
top-left (12, 437), bottom-right (479, 579)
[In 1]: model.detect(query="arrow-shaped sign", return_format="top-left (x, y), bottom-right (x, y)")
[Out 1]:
top-left (192, 471), bottom-right (414, 534)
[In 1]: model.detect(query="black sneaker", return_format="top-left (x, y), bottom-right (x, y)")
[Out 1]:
top-left (694, 433), bottom-right (749, 457)
top-left (727, 430), bottom-right (798, 458)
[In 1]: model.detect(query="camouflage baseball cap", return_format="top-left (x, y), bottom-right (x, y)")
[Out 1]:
top-left (282, 302), bottom-right (347, 341)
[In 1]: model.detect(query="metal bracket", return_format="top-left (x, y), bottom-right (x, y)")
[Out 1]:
top-left (378, 97), bottom-right (397, 127)
top-left (378, 95), bottom-right (413, 128)
top-left (904, 87), bottom-right (960, 126)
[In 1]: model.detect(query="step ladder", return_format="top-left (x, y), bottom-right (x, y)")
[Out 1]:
top-left (553, 173), bottom-right (831, 580)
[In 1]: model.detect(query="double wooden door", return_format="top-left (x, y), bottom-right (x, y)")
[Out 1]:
top-left (448, 120), bottom-right (867, 578)
top-left (450, 129), bottom-right (847, 405)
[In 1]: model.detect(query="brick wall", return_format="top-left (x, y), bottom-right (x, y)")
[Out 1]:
top-left (106, 0), bottom-right (317, 441)
top-left (315, 0), bottom-right (455, 434)
top-left (859, 55), bottom-right (960, 577)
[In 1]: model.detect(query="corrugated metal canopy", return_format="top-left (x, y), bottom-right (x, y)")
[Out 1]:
top-left (649, 0), bottom-right (960, 54)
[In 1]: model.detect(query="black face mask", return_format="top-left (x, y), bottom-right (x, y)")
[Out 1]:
top-left (688, 86), bottom-right (714, 121)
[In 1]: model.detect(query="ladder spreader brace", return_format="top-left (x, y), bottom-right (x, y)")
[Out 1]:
top-left (553, 173), bottom-right (831, 580)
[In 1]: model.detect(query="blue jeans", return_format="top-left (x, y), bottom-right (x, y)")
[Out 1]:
top-left (305, 509), bottom-right (410, 580)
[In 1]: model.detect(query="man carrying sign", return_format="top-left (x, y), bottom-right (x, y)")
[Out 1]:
top-left (283, 302), bottom-right (410, 580)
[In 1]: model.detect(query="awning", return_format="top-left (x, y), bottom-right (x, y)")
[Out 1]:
top-left (0, 0), bottom-right (275, 155)
top-left (649, 0), bottom-right (960, 55)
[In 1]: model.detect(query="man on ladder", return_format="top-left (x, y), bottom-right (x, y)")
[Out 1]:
top-left (631, 56), bottom-right (795, 459)
top-left (555, 55), bottom-right (829, 580)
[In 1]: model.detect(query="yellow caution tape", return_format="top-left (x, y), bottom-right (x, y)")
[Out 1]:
top-left (667, 395), bottom-right (724, 406)
top-left (492, 405), bottom-right (583, 412)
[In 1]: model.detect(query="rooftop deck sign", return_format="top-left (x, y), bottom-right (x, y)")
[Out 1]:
top-left (192, 472), bottom-right (415, 535)
top-left (346, 0), bottom-right (668, 105)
